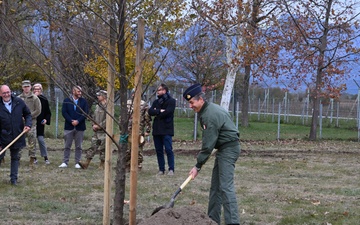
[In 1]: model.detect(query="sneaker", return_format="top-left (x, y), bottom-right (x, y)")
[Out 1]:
top-left (58, 163), bottom-right (68, 168)
top-left (157, 171), bottom-right (165, 175)
top-left (75, 163), bottom-right (81, 169)
top-left (45, 160), bottom-right (50, 165)
top-left (167, 170), bottom-right (174, 176)
top-left (33, 159), bottom-right (38, 164)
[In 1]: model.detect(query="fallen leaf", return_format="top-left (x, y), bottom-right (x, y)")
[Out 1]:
top-left (311, 200), bottom-right (320, 205)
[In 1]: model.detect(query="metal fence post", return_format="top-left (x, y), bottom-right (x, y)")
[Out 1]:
top-left (277, 103), bottom-right (281, 140)
top-left (55, 97), bottom-right (59, 139)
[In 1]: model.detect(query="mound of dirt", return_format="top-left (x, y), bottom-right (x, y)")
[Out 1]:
top-left (138, 206), bottom-right (217, 225)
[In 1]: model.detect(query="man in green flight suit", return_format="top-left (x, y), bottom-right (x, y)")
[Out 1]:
top-left (183, 83), bottom-right (241, 225)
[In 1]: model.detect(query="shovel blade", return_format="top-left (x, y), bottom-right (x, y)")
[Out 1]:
top-left (151, 205), bottom-right (165, 215)
top-left (151, 199), bottom-right (175, 216)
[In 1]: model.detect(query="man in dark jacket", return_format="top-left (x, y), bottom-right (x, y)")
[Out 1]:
top-left (59, 85), bottom-right (89, 169)
top-left (148, 83), bottom-right (176, 175)
top-left (183, 83), bottom-right (241, 225)
top-left (0, 85), bottom-right (31, 185)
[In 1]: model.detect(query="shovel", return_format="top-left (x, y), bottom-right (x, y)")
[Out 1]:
top-left (0, 130), bottom-right (27, 155)
top-left (151, 149), bottom-right (218, 216)
top-left (151, 174), bottom-right (193, 215)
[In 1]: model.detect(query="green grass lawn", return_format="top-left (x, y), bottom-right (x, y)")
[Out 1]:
top-left (11, 108), bottom-right (355, 224)
top-left (1, 140), bottom-right (359, 224)
top-left (47, 105), bottom-right (359, 142)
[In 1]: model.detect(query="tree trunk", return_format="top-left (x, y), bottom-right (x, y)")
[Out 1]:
top-left (220, 36), bottom-right (237, 111)
top-left (241, 65), bottom-right (251, 127)
top-left (48, 13), bottom-right (56, 105)
top-left (309, 0), bottom-right (332, 141)
top-left (113, 1), bottom-right (127, 224)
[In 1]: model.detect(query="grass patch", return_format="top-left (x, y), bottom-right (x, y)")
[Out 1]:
top-left (46, 105), bottom-right (360, 142)
top-left (0, 140), bottom-right (359, 224)
top-left (3, 106), bottom-right (359, 224)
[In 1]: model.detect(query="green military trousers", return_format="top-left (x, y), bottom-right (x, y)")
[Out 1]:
top-left (208, 142), bottom-right (241, 224)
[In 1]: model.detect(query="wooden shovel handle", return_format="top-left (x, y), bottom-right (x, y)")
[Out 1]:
top-left (180, 175), bottom-right (193, 190)
top-left (0, 130), bottom-right (27, 155)
top-left (171, 175), bottom-right (193, 201)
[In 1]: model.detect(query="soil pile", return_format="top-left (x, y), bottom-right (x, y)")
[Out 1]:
top-left (138, 206), bottom-right (217, 225)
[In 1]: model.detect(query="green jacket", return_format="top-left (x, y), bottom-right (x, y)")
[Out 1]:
top-left (93, 102), bottom-right (107, 132)
top-left (18, 92), bottom-right (41, 125)
top-left (196, 101), bottom-right (239, 169)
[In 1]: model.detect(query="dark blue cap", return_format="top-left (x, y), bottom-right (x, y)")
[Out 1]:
top-left (183, 83), bottom-right (202, 101)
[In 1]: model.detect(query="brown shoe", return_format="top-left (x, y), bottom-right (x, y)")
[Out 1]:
top-left (29, 157), bottom-right (36, 168)
top-left (98, 160), bottom-right (105, 170)
top-left (78, 161), bottom-right (87, 169)
top-left (79, 158), bottom-right (92, 169)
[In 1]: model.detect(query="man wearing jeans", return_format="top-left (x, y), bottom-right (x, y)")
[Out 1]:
top-left (59, 86), bottom-right (89, 169)
top-left (148, 83), bottom-right (176, 175)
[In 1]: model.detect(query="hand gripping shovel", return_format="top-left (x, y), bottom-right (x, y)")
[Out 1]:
top-left (151, 174), bottom-right (193, 215)
top-left (0, 130), bottom-right (27, 155)
top-left (151, 149), bottom-right (218, 216)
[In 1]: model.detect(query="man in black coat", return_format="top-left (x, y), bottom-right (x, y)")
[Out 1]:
top-left (148, 83), bottom-right (176, 175)
top-left (0, 85), bottom-right (31, 185)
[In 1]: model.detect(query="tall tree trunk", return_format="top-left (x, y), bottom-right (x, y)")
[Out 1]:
top-left (220, 36), bottom-right (237, 111)
top-left (48, 13), bottom-right (56, 105)
top-left (113, 0), bottom-right (127, 224)
top-left (309, 0), bottom-right (332, 141)
top-left (241, 64), bottom-right (251, 127)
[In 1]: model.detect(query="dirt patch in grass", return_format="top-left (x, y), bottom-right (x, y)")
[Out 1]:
top-left (138, 206), bottom-right (217, 225)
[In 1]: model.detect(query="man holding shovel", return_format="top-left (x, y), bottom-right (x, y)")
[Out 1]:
top-left (183, 83), bottom-right (241, 225)
top-left (0, 85), bottom-right (31, 185)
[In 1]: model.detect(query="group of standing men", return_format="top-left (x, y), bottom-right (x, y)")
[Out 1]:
top-left (0, 81), bottom-right (51, 185)
top-left (0, 81), bottom-right (178, 184)
top-left (78, 83), bottom-right (177, 174)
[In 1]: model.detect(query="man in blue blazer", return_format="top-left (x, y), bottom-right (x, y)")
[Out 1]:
top-left (59, 86), bottom-right (89, 169)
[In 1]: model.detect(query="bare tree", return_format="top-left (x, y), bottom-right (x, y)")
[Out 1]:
top-left (277, 0), bottom-right (360, 140)
top-left (192, 0), bottom-right (279, 127)
top-left (165, 22), bottom-right (227, 86)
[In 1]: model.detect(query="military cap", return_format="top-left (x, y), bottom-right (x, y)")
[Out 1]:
top-left (183, 83), bottom-right (202, 101)
top-left (96, 90), bottom-right (107, 96)
top-left (22, 80), bottom-right (31, 87)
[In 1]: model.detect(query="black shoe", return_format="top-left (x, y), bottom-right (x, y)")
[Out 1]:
top-left (10, 180), bottom-right (17, 186)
